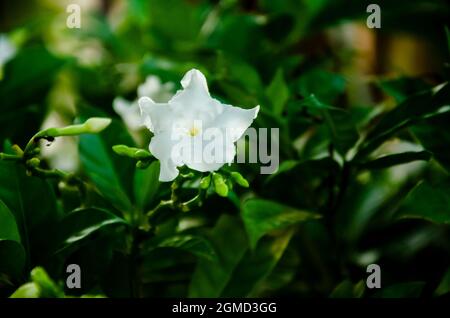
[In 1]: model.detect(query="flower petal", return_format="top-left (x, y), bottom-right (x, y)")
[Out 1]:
top-left (184, 136), bottom-right (236, 172)
top-left (138, 96), bottom-right (173, 134)
top-left (214, 105), bottom-right (260, 142)
top-left (113, 97), bottom-right (142, 130)
top-left (149, 131), bottom-right (183, 182)
top-left (180, 69), bottom-right (209, 93)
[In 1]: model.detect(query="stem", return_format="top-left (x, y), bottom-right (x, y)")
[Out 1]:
top-left (0, 153), bottom-right (22, 161)
top-left (129, 228), bottom-right (142, 298)
top-left (146, 200), bottom-right (173, 219)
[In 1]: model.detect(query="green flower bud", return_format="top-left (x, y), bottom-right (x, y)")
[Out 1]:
top-left (26, 158), bottom-right (40, 168)
top-left (9, 283), bottom-right (41, 298)
top-left (40, 117), bottom-right (111, 137)
top-left (83, 117), bottom-right (112, 133)
top-left (200, 174), bottom-right (211, 189)
top-left (213, 173), bottom-right (228, 197)
top-left (230, 172), bottom-right (249, 188)
top-left (30, 267), bottom-right (63, 298)
top-left (113, 145), bottom-right (152, 160)
top-left (135, 149), bottom-right (152, 159)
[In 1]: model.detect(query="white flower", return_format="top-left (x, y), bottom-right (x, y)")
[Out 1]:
top-left (113, 76), bottom-right (174, 131)
top-left (138, 69), bottom-right (259, 182)
top-left (137, 75), bottom-right (175, 101)
top-left (113, 97), bottom-right (141, 130)
top-left (0, 35), bottom-right (17, 67)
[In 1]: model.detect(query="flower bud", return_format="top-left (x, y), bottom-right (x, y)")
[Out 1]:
top-left (213, 173), bottom-right (228, 197)
top-left (83, 117), bottom-right (112, 133)
top-left (40, 117), bottom-right (111, 137)
top-left (26, 158), bottom-right (40, 168)
top-left (200, 174), bottom-right (211, 189)
top-left (230, 172), bottom-right (249, 188)
top-left (113, 145), bottom-right (152, 160)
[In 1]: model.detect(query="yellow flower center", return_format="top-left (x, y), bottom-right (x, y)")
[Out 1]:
top-left (189, 126), bottom-right (199, 137)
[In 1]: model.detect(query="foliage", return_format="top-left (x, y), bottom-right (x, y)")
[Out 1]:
top-left (0, 0), bottom-right (449, 298)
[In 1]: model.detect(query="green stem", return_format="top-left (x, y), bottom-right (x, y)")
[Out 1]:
top-left (0, 152), bottom-right (22, 161)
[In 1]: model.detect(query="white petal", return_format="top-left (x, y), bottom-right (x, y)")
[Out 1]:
top-left (0, 35), bottom-right (16, 66)
top-left (138, 96), bottom-right (173, 134)
top-left (137, 76), bottom-right (161, 98)
top-left (214, 105), bottom-right (260, 142)
top-left (184, 136), bottom-right (236, 172)
top-left (169, 70), bottom-right (222, 123)
top-left (180, 69), bottom-right (209, 93)
top-left (113, 97), bottom-right (143, 130)
top-left (149, 131), bottom-right (183, 182)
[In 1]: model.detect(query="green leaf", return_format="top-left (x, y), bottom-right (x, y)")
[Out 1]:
top-left (435, 267), bottom-right (450, 296)
top-left (298, 70), bottom-right (346, 104)
top-left (188, 215), bottom-right (248, 297)
top-left (358, 151), bottom-right (432, 170)
top-left (0, 46), bottom-right (64, 145)
top-left (300, 95), bottom-right (359, 156)
top-left (378, 77), bottom-right (431, 103)
top-left (412, 112), bottom-right (450, 172)
top-left (264, 160), bottom-right (299, 184)
top-left (373, 282), bottom-right (425, 298)
top-left (266, 69), bottom-right (290, 115)
top-left (0, 199), bottom-right (20, 242)
top-left (356, 83), bottom-right (450, 160)
top-left (242, 199), bottom-right (321, 248)
top-left (0, 159), bottom-right (61, 264)
top-left (144, 234), bottom-right (218, 262)
top-left (396, 180), bottom-right (450, 225)
top-left (220, 228), bottom-right (295, 297)
top-left (0, 46), bottom-right (64, 112)
top-left (79, 117), bottom-right (135, 213)
top-left (55, 208), bottom-right (127, 251)
top-left (133, 161), bottom-right (160, 210)
top-left (330, 280), bottom-right (365, 298)
top-left (0, 239), bottom-right (26, 279)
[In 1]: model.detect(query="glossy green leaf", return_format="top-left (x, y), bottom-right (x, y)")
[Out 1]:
top-left (396, 180), bottom-right (450, 224)
top-left (144, 234), bottom-right (218, 262)
top-left (298, 70), bottom-right (346, 104)
top-left (134, 161), bottom-right (160, 210)
top-left (0, 160), bottom-right (61, 263)
top-left (0, 199), bottom-right (20, 242)
top-left (0, 239), bottom-right (26, 279)
top-left (378, 77), bottom-right (431, 103)
top-left (221, 228), bottom-right (295, 297)
top-left (412, 112), bottom-right (450, 172)
top-left (0, 46), bottom-right (64, 112)
top-left (79, 116), bottom-right (135, 213)
top-left (56, 208), bottom-right (127, 251)
top-left (188, 215), bottom-right (248, 297)
top-left (242, 199), bottom-right (321, 248)
top-left (266, 69), bottom-right (290, 115)
top-left (299, 95), bottom-right (359, 156)
top-left (356, 83), bottom-right (450, 160)
top-left (330, 280), bottom-right (365, 298)
top-left (358, 151), bottom-right (432, 170)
